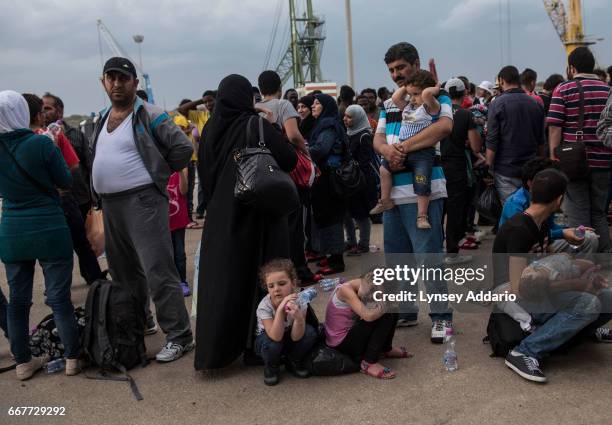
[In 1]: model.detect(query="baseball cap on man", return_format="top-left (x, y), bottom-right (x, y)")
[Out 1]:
top-left (444, 77), bottom-right (466, 95)
top-left (103, 57), bottom-right (137, 78)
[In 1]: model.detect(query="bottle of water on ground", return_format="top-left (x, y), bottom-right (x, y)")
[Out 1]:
top-left (443, 329), bottom-right (458, 372)
top-left (44, 358), bottom-right (65, 374)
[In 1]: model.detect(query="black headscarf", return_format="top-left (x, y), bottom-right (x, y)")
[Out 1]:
top-left (200, 74), bottom-right (255, 199)
top-left (298, 95), bottom-right (315, 140)
top-left (310, 93), bottom-right (346, 146)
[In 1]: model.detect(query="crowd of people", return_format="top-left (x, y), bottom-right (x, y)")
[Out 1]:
top-left (1, 40), bottom-right (612, 386)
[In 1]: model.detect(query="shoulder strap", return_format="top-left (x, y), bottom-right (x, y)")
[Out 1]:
top-left (575, 79), bottom-right (585, 141)
top-left (0, 138), bottom-right (56, 198)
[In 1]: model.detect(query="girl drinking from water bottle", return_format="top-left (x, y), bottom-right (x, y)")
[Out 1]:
top-left (324, 270), bottom-right (412, 379)
top-left (255, 259), bottom-right (318, 386)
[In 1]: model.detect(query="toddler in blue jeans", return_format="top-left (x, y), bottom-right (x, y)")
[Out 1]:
top-left (254, 258), bottom-right (317, 386)
top-left (370, 70), bottom-right (440, 229)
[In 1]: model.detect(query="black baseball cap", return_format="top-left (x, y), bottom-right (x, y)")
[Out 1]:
top-left (103, 57), bottom-right (137, 78)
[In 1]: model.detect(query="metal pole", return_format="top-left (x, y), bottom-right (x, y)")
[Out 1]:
top-left (344, 0), bottom-right (355, 88)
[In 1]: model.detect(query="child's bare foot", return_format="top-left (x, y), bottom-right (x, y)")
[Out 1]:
top-left (417, 215), bottom-right (431, 229)
top-left (383, 346), bottom-right (413, 359)
top-left (370, 199), bottom-right (395, 215)
top-left (360, 360), bottom-right (396, 379)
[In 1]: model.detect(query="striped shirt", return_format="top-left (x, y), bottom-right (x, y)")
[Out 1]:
top-left (376, 94), bottom-right (452, 205)
top-left (398, 103), bottom-right (439, 141)
top-left (547, 75), bottom-right (612, 168)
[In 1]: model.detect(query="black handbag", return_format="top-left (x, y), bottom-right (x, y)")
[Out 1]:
top-left (554, 79), bottom-right (589, 181)
top-left (330, 135), bottom-right (365, 198)
top-left (233, 116), bottom-right (299, 216)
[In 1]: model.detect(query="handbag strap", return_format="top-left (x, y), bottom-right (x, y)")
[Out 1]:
top-left (575, 79), bottom-right (585, 142)
top-left (0, 138), bottom-right (56, 198)
top-left (245, 115), bottom-right (266, 148)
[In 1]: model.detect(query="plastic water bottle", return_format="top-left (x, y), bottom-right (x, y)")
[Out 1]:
top-left (571, 225), bottom-right (586, 252)
top-left (296, 287), bottom-right (318, 309)
top-left (443, 329), bottom-right (458, 372)
top-left (44, 358), bottom-right (65, 374)
top-left (318, 277), bottom-right (344, 292)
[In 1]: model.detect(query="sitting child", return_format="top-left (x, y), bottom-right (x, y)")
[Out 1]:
top-left (255, 258), bottom-right (317, 386)
top-left (324, 270), bottom-right (411, 380)
top-left (370, 70), bottom-right (441, 229)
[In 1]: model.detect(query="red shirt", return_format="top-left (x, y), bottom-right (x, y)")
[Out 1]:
top-left (36, 129), bottom-right (79, 169)
top-left (167, 172), bottom-right (189, 231)
top-left (525, 90), bottom-right (544, 107)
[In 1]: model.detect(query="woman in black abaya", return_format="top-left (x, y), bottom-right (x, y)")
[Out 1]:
top-left (195, 74), bottom-right (297, 370)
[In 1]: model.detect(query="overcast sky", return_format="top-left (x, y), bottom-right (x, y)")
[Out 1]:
top-left (2, 0), bottom-right (611, 115)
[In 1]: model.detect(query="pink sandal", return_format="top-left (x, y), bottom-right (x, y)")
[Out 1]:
top-left (360, 361), bottom-right (396, 379)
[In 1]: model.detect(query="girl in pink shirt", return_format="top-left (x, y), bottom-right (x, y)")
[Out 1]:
top-left (168, 168), bottom-right (190, 296)
top-left (324, 271), bottom-right (412, 379)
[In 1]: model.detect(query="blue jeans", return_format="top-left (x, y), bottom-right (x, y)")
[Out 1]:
top-left (383, 198), bottom-right (452, 322)
top-left (344, 214), bottom-right (371, 248)
top-left (404, 148), bottom-right (435, 196)
top-left (5, 258), bottom-right (80, 364)
top-left (0, 286), bottom-right (7, 339)
top-left (494, 173), bottom-right (521, 204)
top-left (516, 289), bottom-right (612, 359)
top-left (254, 324), bottom-right (318, 367)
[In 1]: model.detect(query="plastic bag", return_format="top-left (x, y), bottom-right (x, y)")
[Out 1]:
top-left (477, 185), bottom-right (502, 222)
top-left (85, 209), bottom-right (105, 257)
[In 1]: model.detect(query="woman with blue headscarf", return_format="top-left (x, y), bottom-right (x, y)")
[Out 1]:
top-left (308, 94), bottom-right (346, 275)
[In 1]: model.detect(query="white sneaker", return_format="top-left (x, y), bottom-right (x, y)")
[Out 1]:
top-left (155, 341), bottom-right (195, 363)
top-left (431, 320), bottom-right (445, 343)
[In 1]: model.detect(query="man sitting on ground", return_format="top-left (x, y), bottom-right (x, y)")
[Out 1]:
top-left (493, 169), bottom-right (612, 383)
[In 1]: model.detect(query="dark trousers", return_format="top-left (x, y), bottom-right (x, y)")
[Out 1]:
top-left (289, 189), bottom-right (314, 281)
top-left (102, 185), bottom-right (192, 345)
top-left (195, 166), bottom-right (207, 217)
top-left (254, 324), bottom-right (318, 367)
top-left (0, 286), bottom-right (8, 339)
top-left (79, 201), bottom-right (91, 222)
top-left (60, 194), bottom-right (103, 285)
top-left (336, 313), bottom-right (398, 364)
top-left (443, 166), bottom-right (469, 254)
top-left (187, 161), bottom-right (196, 221)
top-left (171, 228), bottom-right (187, 283)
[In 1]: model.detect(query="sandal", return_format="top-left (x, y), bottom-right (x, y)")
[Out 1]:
top-left (360, 361), bottom-right (395, 379)
top-left (382, 346), bottom-right (413, 359)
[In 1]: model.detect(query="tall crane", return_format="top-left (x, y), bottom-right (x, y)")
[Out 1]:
top-left (543, 0), bottom-right (595, 56)
top-left (274, 0), bottom-right (325, 87)
top-left (96, 19), bottom-right (155, 103)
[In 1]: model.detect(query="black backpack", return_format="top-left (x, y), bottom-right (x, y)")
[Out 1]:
top-left (83, 280), bottom-right (148, 400)
top-left (484, 310), bottom-right (529, 357)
